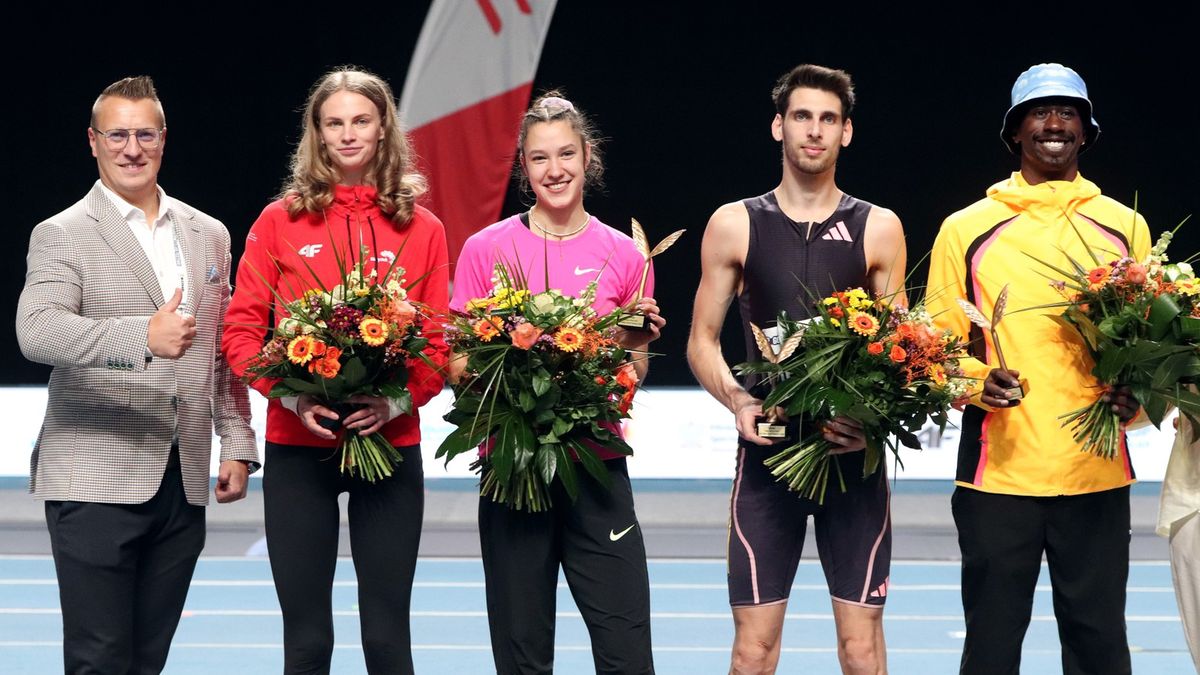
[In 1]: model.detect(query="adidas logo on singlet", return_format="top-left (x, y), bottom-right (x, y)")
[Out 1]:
top-left (820, 221), bottom-right (854, 242)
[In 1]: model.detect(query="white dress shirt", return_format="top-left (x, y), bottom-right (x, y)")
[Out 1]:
top-left (97, 180), bottom-right (187, 310)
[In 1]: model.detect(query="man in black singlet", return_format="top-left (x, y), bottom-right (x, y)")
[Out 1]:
top-left (687, 64), bottom-right (907, 675)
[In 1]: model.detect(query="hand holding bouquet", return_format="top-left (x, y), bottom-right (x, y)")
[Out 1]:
top-left (1030, 227), bottom-right (1200, 458)
top-left (240, 247), bottom-right (435, 482)
top-left (736, 288), bottom-right (969, 503)
top-left (437, 263), bottom-right (639, 512)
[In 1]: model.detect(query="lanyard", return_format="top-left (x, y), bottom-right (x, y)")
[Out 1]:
top-left (164, 211), bottom-right (187, 310)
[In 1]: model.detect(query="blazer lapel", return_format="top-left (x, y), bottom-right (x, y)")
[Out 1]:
top-left (173, 207), bottom-right (206, 316)
top-left (87, 184), bottom-right (165, 307)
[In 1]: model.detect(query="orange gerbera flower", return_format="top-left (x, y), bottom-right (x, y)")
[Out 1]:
top-left (359, 317), bottom-right (389, 346)
top-left (867, 341), bottom-right (885, 355)
top-left (554, 326), bottom-right (585, 352)
top-left (849, 312), bottom-right (880, 337)
top-left (889, 345), bottom-right (908, 363)
top-left (827, 305), bottom-right (845, 319)
top-left (1087, 267), bottom-right (1109, 285)
top-left (473, 317), bottom-right (502, 342)
top-left (287, 335), bottom-right (316, 365)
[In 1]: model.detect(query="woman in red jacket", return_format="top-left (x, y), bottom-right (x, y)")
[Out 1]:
top-left (222, 68), bottom-right (448, 675)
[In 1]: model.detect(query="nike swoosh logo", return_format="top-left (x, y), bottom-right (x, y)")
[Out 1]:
top-left (609, 524), bottom-right (636, 541)
top-left (574, 266), bottom-right (600, 276)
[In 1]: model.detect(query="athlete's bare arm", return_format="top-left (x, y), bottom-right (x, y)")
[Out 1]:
top-left (688, 202), bottom-right (775, 446)
top-left (863, 206), bottom-right (908, 305)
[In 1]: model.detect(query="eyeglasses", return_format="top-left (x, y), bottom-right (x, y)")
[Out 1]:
top-left (91, 127), bottom-right (164, 149)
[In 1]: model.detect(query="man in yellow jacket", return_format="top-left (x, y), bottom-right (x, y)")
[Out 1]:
top-left (925, 63), bottom-right (1148, 674)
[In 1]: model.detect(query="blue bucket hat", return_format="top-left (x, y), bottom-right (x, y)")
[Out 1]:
top-left (1001, 63), bottom-right (1100, 154)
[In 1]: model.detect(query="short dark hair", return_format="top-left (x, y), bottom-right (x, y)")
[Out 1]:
top-left (772, 64), bottom-right (855, 119)
top-left (90, 76), bottom-right (165, 128)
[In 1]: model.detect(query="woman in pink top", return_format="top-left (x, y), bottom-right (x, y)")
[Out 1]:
top-left (450, 92), bottom-right (662, 674)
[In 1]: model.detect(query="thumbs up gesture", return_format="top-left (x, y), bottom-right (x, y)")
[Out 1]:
top-left (147, 288), bottom-right (196, 359)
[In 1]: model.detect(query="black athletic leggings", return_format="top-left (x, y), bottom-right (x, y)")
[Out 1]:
top-left (263, 441), bottom-right (424, 675)
top-left (479, 458), bottom-right (654, 675)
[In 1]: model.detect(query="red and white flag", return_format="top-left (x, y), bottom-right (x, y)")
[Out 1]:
top-left (401, 0), bottom-right (558, 262)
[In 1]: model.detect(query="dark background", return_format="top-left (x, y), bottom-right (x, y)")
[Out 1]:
top-left (4, 4), bottom-right (1197, 387)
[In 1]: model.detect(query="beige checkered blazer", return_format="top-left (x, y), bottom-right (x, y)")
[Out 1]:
top-left (16, 183), bottom-right (258, 505)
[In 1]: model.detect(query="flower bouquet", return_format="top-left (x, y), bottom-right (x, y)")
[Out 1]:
top-left (436, 262), bottom-right (639, 512)
top-left (240, 243), bottom-right (435, 482)
top-left (1028, 227), bottom-right (1200, 458)
top-left (736, 288), bottom-right (970, 503)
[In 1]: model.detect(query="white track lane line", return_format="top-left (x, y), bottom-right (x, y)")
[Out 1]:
top-left (0, 641), bottom-right (1187, 655)
top-left (0, 608), bottom-right (1183, 622)
top-left (0, 579), bottom-right (1178, 593)
top-left (0, 555), bottom-right (1175, 567)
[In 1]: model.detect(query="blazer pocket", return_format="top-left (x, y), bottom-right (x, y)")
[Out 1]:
top-left (59, 386), bottom-right (132, 430)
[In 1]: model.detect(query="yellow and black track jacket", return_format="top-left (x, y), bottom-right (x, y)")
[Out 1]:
top-left (926, 172), bottom-right (1151, 496)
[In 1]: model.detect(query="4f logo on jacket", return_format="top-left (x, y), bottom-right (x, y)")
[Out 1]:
top-left (297, 244), bottom-right (323, 258)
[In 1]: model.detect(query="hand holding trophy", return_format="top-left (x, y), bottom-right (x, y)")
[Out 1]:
top-left (749, 322), bottom-right (805, 440)
top-left (617, 218), bottom-right (686, 331)
top-left (957, 284), bottom-right (1025, 400)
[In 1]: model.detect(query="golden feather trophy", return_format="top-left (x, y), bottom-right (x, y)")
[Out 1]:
top-left (956, 284), bottom-right (1025, 400)
top-left (750, 322), bottom-right (806, 440)
top-left (617, 218), bottom-right (686, 331)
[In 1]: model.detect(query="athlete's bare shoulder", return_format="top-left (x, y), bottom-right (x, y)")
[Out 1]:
top-left (708, 199), bottom-right (750, 230)
top-left (701, 200), bottom-right (752, 266)
top-left (864, 204), bottom-right (905, 252)
top-left (864, 204), bottom-right (903, 234)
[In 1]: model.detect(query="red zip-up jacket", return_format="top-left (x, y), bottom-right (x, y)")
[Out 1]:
top-left (222, 184), bottom-right (449, 448)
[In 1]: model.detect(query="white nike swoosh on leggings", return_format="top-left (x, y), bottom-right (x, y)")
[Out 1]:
top-left (609, 524), bottom-right (636, 541)
top-left (574, 266), bottom-right (600, 275)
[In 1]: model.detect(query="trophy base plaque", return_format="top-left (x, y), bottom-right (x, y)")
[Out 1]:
top-left (756, 417), bottom-right (791, 441)
top-left (616, 312), bottom-right (652, 331)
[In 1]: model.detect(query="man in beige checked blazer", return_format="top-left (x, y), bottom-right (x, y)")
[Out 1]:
top-left (16, 76), bottom-right (258, 674)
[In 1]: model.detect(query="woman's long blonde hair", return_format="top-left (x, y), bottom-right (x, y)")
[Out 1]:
top-left (282, 67), bottom-right (426, 224)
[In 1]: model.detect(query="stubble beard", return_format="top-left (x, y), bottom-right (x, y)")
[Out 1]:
top-left (784, 143), bottom-right (838, 176)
